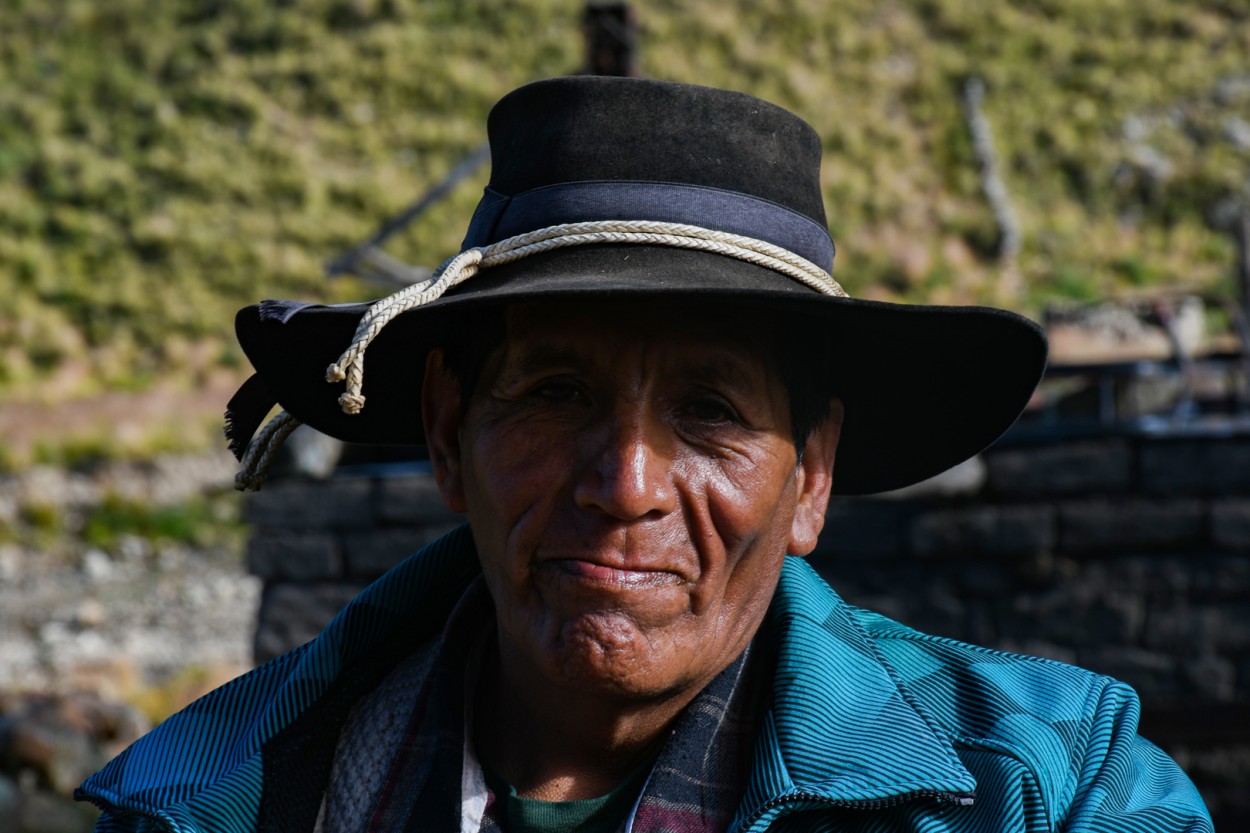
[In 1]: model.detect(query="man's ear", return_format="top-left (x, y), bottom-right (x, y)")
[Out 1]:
top-left (788, 398), bottom-right (843, 556)
top-left (422, 349), bottom-right (468, 513)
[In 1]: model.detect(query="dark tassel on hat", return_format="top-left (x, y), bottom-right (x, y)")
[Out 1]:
top-left (258, 298), bottom-right (316, 325)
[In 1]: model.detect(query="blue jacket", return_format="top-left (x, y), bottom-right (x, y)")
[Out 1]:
top-left (78, 526), bottom-right (1212, 832)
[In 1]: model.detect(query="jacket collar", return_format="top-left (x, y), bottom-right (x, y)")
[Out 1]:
top-left (734, 558), bottom-right (975, 829)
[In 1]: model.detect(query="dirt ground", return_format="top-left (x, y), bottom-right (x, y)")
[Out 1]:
top-left (0, 370), bottom-right (248, 466)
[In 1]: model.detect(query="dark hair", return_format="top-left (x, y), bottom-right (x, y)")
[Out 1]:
top-left (435, 304), bottom-right (507, 411)
top-left (772, 329), bottom-right (834, 456)
top-left (436, 303), bottom-right (833, 455)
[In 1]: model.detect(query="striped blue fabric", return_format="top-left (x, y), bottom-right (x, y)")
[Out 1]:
top-left (78, 527), bottom-right (1212, 832)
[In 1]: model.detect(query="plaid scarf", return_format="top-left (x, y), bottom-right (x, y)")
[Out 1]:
top-left (330, 581), bottom-right (767, 833)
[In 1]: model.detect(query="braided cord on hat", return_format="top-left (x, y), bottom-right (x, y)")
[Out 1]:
top-left (235, 220), bottom-right (845, 491)
top-left (326, 220), bottom-right (847, 416)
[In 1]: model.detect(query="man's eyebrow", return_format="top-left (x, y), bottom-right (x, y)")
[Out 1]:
top-left (677, 351), bottom-right (764, 392)
top-left (501, 342), bottom-right (588, 375)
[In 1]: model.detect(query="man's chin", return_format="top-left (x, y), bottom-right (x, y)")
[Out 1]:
top-left (528, 613), bottom-right (698, 700)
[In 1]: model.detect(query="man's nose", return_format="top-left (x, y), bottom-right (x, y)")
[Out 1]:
top-left (573, 416), bottom-right (677, 521)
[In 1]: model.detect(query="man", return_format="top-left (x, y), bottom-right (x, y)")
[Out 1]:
top-left (78, 77), bottom-right (1212, 832)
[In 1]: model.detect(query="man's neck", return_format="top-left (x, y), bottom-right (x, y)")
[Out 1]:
top-left (472, 637), bottom-right (701, 801)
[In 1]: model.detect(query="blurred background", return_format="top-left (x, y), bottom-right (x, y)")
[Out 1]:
top-left (1, 0), bottom-right (1247, 829)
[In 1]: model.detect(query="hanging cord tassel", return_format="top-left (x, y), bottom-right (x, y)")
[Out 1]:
top-left (235, 411), bottom-right (302, 492)
top-left (323, 219), bottom-right (846, 416)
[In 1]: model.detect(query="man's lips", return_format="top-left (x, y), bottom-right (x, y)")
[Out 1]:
top-left (543, 558), bottom-right (686, 588)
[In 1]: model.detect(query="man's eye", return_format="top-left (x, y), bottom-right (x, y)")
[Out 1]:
top-left (530, 379), bottom-right (583, 402)
top-left (684, 398), bottom-right (735, 423)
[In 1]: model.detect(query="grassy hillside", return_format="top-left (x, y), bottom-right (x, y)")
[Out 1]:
top-left (1, 0), bottom-right (1247, 417)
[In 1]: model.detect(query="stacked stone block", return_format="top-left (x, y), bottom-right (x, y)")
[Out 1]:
top-left (246, 471), bottom-right (463, 663)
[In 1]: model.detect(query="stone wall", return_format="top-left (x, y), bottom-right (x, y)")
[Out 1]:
top-left (246, 436), bottom-right (1250, 829)
top-left (245, 470), bottom-right (463, 662)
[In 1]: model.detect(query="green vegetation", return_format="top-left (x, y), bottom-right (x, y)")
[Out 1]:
top-left (1, 0), bottom-right (1247, 404)
top-left (82, 493), bottom-right (244, 551)
top-left (3, 485), bottom-right (246, 559)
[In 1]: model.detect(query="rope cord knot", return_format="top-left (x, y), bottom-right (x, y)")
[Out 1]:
top-left (338, 392), bottom-right (366, 414)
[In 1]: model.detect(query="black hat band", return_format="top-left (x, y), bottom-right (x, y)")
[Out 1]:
top-left (462, 181), bottom-right (836, 273)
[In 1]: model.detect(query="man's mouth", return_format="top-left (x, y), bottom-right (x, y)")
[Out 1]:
top-left (546, 559), bottom-right (685, 588)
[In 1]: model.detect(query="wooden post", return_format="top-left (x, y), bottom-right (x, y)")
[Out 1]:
top-left (1236, 205), bottom-right (1250, 328)
top-left (962, 76), bottom-right (1022, 299)
top-left (1233, 205), bottom-right (1250, 413)
top-left (582, 3), bottom-right (638, 77)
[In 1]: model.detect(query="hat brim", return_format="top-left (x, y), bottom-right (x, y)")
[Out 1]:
top-left (236, 244), bottom-right (1046, 495)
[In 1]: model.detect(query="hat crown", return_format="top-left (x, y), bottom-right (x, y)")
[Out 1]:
top-left (485, 76), bottom-right (827, 229)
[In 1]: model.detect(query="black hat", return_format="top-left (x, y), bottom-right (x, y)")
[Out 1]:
top-left (228, 76), bottom-right (1046, 495)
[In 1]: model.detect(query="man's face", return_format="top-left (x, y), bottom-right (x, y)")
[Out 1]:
top-left (424, 300), bottom-right (841, 701)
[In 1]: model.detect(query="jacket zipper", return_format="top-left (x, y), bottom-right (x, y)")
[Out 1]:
top-left (740, 788), bottom-right (975, 830)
